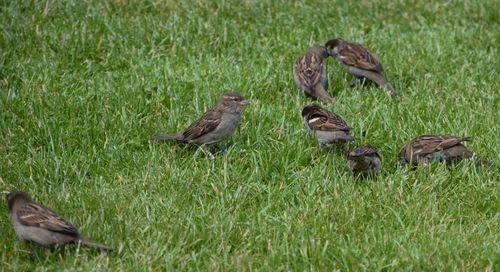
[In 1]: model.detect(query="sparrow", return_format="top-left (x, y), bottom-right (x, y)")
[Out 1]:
top-left (347, 144), bottom-right (381, 177)
top-left (398, 135), bottom-right (493, 166)
top-left (293, 44), bottom-right (336, 104)
top-left (151, 92), bottom-right (250, 159)
top-left (324, 37), bottom-right (395, 97)
top-left (301, 104), bottom-right (356, 147)
top-left (5, 191), bottom-right (113, 251)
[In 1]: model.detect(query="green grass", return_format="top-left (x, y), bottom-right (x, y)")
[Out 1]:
top-left (1, 0), bottom-right (499, 270)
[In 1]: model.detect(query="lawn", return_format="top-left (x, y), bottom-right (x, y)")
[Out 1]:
top-left (1, 0), bottom-right (499, 270)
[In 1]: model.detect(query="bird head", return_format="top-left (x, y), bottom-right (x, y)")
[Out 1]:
top-left (5, 191), bottom-right (32, 211)
top-left (349, 144), bottom-right (379, 161)
top-left (324, 38), bottom-right (345, 56)
top-left (220, 92), bottom-right (250, 113)
top-left (301, 104), bottom-right (322, 119)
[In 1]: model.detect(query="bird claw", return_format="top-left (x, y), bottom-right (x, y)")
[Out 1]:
top-left (200, 145), bottom-right (216, 160)
top-left (350, 79), bottom-right (360, 87)
top-left (15, 248), bottom-right (38, 259)
top-left (218, 145), bottom-right (228, 153)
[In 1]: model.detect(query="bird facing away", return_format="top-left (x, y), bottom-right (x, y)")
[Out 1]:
top-left (293, 44), bottom-right (336, 104)
top-left (324, 37), bottom-right (395, 97)
top-left (398, 135), bottom-right (492, 166)
top-left (301, 104), bottom-right (356, 147)
top-left (151, 92), bottom-right (249, 159)
top-left (5, 191), bottom-right (112, 251)
top-left (347, 144), bottom-right (381, 177)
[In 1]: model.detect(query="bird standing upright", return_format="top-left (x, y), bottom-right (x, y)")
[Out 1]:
top-left (293, 45), bottom-right (336, 104)
top-left (151, 92), bottom-right (250, 159)
top-left (5, 191), bottom-right (113, 251)
top-left (325, 37), bottom-right (395, 97)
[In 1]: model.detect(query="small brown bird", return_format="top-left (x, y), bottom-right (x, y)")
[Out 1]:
top-left (325, 37), bottom-right (395, 97)
top-left (151, 92), bottom-right (250, 159)
top-left (293, 45), bottom-right (336, 104)
top-left (301, 104), bottom-right (355, 147)
top-left (398, 135), bottom-right (492, 166)
top-left (5, 191), bottom-right (112, 251)
top-left (347, 144), bottom-right (381, 177)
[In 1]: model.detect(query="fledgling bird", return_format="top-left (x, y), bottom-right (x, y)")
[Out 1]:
top-left (301, 104), bottom-right (356, 148)
top-left (398, 135), bottom-right (492, 166)
top-left (324, 37), bottom-right (395, 97)
top-left (5, 191), bottom-right (113, 251)
top-left (347, 144), bottom-right (381, 177)
top-left (293, 44), bottom-right (336, 104)
top-left (151, 92), bottom-right (250, 159)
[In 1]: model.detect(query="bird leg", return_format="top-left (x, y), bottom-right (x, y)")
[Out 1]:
top-left (199, 145), bottom-right (216, 160)
top-left (476, 158), bottom-right (493, 167)
top-left (350, 77), bottom-right (372, 88)
top-left (15, 248), bottom-right (36, 255)
top-left (350, 78), bottom-right (361, 87)
top-left (15, 245), bottom-right (40, 259)
top-left (218, 145), bottom-right (228, 153)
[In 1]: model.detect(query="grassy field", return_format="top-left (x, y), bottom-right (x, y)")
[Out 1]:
top-left (1, 0), bottom-right (499, 270)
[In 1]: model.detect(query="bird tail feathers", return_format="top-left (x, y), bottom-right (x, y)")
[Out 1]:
top-left (462, 136), bottom-right (472, 142)
top-left (151, 132), bottom-right (183, 141)
top-left (346, 135), bottom-right (357, 142)
top-left (313, 84), bottom-right (336, 104)
top-left (79, 237), bottom-right (113, 251)
top-left (361, 70), bottom-right (396, 97)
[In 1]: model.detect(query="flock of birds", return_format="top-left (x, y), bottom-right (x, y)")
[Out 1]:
top-left (4, 37), bottom-right (493, 253)
top-left (152, 37), bottom-right (492, 174)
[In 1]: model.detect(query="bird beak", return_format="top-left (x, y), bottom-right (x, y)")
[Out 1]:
top-left (239, 99), bottom-right (250, 106)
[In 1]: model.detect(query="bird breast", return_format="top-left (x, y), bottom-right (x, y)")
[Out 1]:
top-left (216, 112), bottom-right (241, 136)
top-left (11, 214), bottom-right (74, 247)
top-left (197, 112), bottom-right (241, 144)
top-left (315, 130), bottom-right (349, 144)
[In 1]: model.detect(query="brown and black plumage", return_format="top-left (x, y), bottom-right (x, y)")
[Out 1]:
top-left (301, 104), bottom-right (355, 147)
top-left (398, 135), bottom-right (492, 166)
top-left (347, 144), bottom-right (381, 177)
top-left (325, 37), bottom-right (395, 97)
top-left (151, 92), bottom-right (249, 159)
top-left (5, 191), bottom-right (112, 251)
top-left (293, 45), bottom-right (335, 104)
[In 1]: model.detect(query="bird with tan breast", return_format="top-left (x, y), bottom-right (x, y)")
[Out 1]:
top-left (5, 191), bottom-right (112, 251)
top-left (293, 45), bottom-right (336, 104)
top-left (151, 92), bottom-right (250, 159)
top-left (325, 37), bottom-right (395, 97)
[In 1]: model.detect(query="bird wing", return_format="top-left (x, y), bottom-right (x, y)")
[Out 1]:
top-left (307, 107), bottom-right (351, 131)
top-left (16, 202), bottom-right (79, 235)
top-left (294, 52), bottom-right (324, 88)
top-left (182, 107), bottom-right (222, 141)
top-left (339, 43), bottom-right (383, 72)
top-left (403, 135), bottom-right (470, 157)
top-left (350, 144), bottom-right (379, 157)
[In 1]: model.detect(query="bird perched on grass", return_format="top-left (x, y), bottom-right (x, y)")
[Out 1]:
top-left (293, 45), bottom-right (336, 104)
top-left (325, 37), bottom-right (395, 97)
top-left (301, 104), bottom-right (355, 148)
top-left (5, 191), bottom-right (112, 251)
top-left (347, 144), bottom-right (381, 177)
top-left (398, 135), bottom-right (492, 166)
top-left (151, 92), bottom-right (250, 159)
